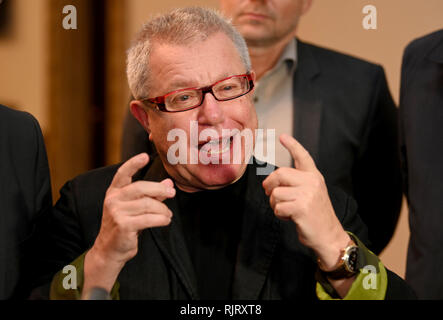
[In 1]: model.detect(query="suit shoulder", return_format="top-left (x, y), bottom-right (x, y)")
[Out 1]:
top-left (0, 104), bottom-right (40, 136)
top-left (63, 159), bottom-right (156, 204)
top-left (0, 105), bottom-right (46, 164)
top-left (299, 41), bottom-right (384, 81)
top-left (68, 164), bottom-right (122, 192)
top-left (404, 29), bottom-right (443, 58)
top-left (55, 164), bottom-right (124, 224)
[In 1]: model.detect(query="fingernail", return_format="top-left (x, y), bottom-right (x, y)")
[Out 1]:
top-left (168, 188), bottom-right (176, 197)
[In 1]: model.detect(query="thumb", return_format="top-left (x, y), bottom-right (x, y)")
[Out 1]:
top-left (280, 134), bottom-right (317, 172)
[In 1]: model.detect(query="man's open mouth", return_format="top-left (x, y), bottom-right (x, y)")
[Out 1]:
top-left (198, 135), bottom-right (235, 156)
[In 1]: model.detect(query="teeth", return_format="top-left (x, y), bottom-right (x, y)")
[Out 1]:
top-left (202, 137), bottom-right (231, 156)
top-left (208, 144), bottom-right (230, 155)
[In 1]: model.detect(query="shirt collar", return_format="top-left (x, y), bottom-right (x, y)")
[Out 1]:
top-left (259, 38), bottom-right (298, 82)
top-left (279, 38), bottom-right (298, 74)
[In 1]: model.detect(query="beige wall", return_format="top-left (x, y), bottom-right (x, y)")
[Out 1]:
top-left (297, 0), bottom-right (443, 105)
top-left (0, 0), bottom-right (48, 130)
top-left (126, 0), bottom-right (218, 42)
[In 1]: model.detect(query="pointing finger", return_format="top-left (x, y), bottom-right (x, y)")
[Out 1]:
top-left (110, 153), bottom-right (150, 189)
top-left (280, 134), bottom-right (317, 172)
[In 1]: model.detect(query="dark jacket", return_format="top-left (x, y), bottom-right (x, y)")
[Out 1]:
top-left (0, 105), bottom-right (52, 299)
top-left (121, 39), bottom-right (402, 254)
top-left (45, 157), bottom-right (413, 299)
top-left (400, 29), bottom-right (443, 299)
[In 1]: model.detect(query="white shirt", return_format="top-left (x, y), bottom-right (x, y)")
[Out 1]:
top-left (253, 39), bottom-right (297, 168)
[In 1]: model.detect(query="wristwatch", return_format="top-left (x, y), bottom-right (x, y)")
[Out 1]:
top-left (318, 240), bottom-right (360, 280)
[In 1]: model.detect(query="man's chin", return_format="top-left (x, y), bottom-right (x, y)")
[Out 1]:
top-left (189, 162), bottom-right (247, 191)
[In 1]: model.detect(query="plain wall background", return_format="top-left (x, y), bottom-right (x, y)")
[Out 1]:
top-left (1, 0), bottom-right (442, 279)
top-left (0, 0), bottom-right (48, 129)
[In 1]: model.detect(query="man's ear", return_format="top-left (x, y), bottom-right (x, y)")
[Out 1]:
top-left (301, 0), bottom-right (313, 15)
top-left (250, 70), bottom-right (257, 83)
top-left (130, 101), bottom-right (151, 138)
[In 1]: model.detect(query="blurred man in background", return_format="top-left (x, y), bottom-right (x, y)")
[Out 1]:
top-left (400, 29), bottom-right (443, 299)
top-left (121, 0), bottom-right (402, 255)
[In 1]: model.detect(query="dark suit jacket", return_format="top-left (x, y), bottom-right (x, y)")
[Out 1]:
top-left (121, 39), bottom-right (402, 255)
top-left (45, 157), bottom-right (414, 300)
top-left (400, 29), bottom-right (443, 299)
top-left (0, 105), bottom-right (52, 299)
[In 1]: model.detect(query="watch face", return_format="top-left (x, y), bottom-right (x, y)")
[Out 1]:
top-left (345, 246), bottom-right (359, 272)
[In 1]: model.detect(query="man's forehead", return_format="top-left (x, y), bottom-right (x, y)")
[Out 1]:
top-left (149, 33), bottom-right (245, 95)
top-left (165, 72), bottom-right (237, 91)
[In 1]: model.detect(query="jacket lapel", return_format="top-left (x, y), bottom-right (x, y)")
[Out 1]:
top-left (139, 158), bottom-right (280, 300)
top-left (293, 40), bottom-right (323, 163)
top-left (231, 162), bottom-right (280, 299)
top-left (140, 157), bottom-right (199, 299)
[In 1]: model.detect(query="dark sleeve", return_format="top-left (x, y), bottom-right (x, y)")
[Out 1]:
top-left (385, 269), bottom-right (417, 300)
top-left (29, 115), bottom-right (53, 228)
top-left (330, 187), bottom-right (416, 300)
top-left (18, 114), bottom-right (53, 298)
top-left (49, 180), bottom-right (90, 270)
top-left (30, 163), bottom-right (118, 299)
top-left (121, 105), bottom-right (156, 161)
top-left (328, 186), bottom-right (370, 247)
top-left (352, 67), bottom-right (403, 254)
top-left (323, 187), bottom-right (416, 300)
top-left (398, 53), bottom-right (408, 203)
top-left (398, 42), bottom-right (416, 203)
top-left (30, 179), bottom-right (92, 297)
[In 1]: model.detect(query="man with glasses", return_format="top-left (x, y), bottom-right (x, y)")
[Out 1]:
top-left (47, 7), bottom-right (413, 300)
top-left (121, 0), bottom-right (402, 256)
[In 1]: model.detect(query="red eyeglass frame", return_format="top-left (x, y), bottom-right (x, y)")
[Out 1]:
top-left (139, 73), bottom-right (254, 113)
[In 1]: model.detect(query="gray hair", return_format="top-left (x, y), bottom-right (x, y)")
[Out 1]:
top-left (126, 7), bottom-right (251, 100)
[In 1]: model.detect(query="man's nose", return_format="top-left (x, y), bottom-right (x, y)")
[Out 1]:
top-left (198, 92), bottom-right (225, 125)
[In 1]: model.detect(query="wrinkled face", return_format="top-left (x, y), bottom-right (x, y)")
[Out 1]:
top-left (132, 32), bottom-right (258, 192)
top-left (219, 0), bottom-right (311, 47)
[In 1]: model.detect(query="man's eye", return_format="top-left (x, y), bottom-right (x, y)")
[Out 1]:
top-left (221, 84), bottom-right (239, 91)
top-left (172, 92), bottom-right (196, 103)
top-left (177, 95), bottom-right (190, 101)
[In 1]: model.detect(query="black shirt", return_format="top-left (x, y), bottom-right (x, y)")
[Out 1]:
top-left (175, 172), bottom-right (248, 300)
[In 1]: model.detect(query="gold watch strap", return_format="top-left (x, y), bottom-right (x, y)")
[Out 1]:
top-left (317, 239), bottom-right (358, 279)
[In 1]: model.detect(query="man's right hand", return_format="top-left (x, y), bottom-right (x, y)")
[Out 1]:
top-left (83, 153), bottom-right (175, 293)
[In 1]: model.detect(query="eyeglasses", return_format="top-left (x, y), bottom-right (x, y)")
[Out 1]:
top-left (139, 73), bottom-right (254, 113)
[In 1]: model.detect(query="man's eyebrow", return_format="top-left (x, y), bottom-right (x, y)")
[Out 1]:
top-left (165, 80), bottom-right (197, 92)
top-left (164, 73), bottom-right (235, 93)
